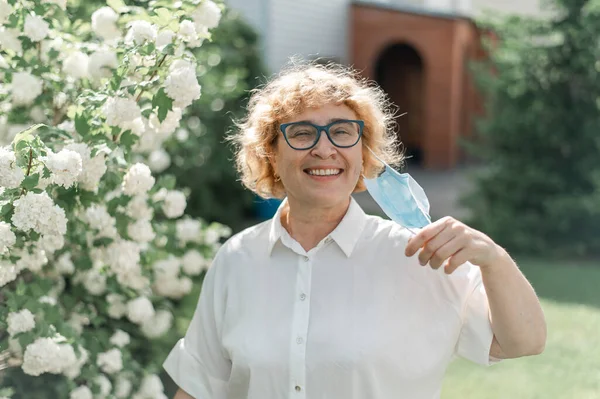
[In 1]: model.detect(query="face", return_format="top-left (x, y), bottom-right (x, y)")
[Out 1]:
top-left (271, 103), bottom-right (364, 209)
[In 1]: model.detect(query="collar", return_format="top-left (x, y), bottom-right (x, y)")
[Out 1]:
top-left (267, 196), bottom-right (368, 257)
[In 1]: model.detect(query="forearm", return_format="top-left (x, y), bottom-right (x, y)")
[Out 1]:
top-left (173, 388), bottom-right (195, 399)
top-left (480, 248), bottom-right (547, 357)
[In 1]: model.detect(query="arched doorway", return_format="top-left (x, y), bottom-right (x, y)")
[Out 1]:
top-left (375, 43), bottom-right (425, 166)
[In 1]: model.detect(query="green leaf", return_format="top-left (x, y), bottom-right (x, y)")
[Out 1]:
top-left (21, 173), bottom-right (40, 191)
top-left (120, 129), bottom-right (139, 148)
top-left (75, 113), bottom-right (90, 137)
top-left (93, 237), bottom-right (114, 247)
top-left (12, 123), bottom-right (44, 149)
top-left (152, 87), bottom-right (174, 123)
top-left (107, 0), bottom-right (126, 12)
top-left (0, 203), bottom-right (13, 217)
top-left (152, 7), bottom-right (174, 26)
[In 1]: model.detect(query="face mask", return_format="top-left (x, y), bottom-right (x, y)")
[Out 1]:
top-left (362, 147), bottom-right (431, 232)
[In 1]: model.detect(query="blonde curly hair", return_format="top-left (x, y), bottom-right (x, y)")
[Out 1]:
top-left (229, 59), bottom-right (404, 199)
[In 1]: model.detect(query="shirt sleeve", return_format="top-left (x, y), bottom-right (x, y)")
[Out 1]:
top-left (163, 250), bottom-right (231, 398)
top-left (454, 265), bottom-right (500, 367)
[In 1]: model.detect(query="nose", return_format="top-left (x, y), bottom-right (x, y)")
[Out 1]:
top-left (310, 129), bottom-right (337, 159)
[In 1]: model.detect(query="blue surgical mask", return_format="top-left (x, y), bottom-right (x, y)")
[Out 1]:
top-left (362, 147), bottom-right (431, 232)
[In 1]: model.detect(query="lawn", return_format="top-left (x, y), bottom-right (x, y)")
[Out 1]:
top-left (442, 257), bottom-right (600, 399)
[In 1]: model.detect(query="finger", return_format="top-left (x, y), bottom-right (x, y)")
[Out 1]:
top-left (428, 236), bottom-right (465, 269)
top-left (444, 248), bottom-right (471, 274)
top-left (405, 217), bottom-right (452, 257)
top-left (417, 227), bottom-right (455, 266)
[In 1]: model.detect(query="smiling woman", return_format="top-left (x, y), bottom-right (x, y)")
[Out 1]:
top-left (163, 60), bottom-right (546, 399)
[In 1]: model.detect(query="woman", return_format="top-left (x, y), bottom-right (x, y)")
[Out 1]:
top-left (164, 62), bottom-right (546, 399)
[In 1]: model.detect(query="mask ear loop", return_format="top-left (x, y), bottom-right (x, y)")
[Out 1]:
top-left (362, 146), bottom-right (419, 237)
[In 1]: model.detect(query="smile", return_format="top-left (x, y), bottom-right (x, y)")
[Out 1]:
top-left (304, 168), bottom-right (343, 176)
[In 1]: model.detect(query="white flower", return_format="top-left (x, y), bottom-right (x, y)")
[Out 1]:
top-left (70, 386), bottom-right (93, 399)
top-left (15, 247), bottom-right (48, 272)
top-left (64, 143), bottom-right (107, 192)
top-left (57, 120), bottom-right (75, 134)
top-left (149, 107), bottom-right (182, 137)
top-left (156, 29), bottom-right (175, 49)
top-left (83, 204), bottom-right (118, 238)
top-left (10, 72), bottom-right (43, 106)
top-left (110, 330), bottom-right (130, 348)
top-left (0, 147), bottom-right (25, 188)
top-left (153, 275), bottom-right (192, 299)
top-left (43, 149), bottom-right (83, 188)
top-left (141, 309), bottom-right (173, 339)
top-left (22, 337), bottom-right (76, 376)
top-left (7, 309), bottom-right (35, 336)
top-left (115, 375), bottom-right (133, 398)
top-left (162, 190), bottom-right (186, 218)
top-left (126, 20), bottom-right (157, 45)
top-left (43, 0), bottom-right (67, 10)
top-left (62, 51), bottom-right (90, 79)
top-left (107, 294), bottom-right (128, 319)
top-left (164, 63), bottom-right (201, 108)
top-left (147, 149), bottom-right (171, 173)
top-left (106, 240), bottom-right (147, 290)
top-left (12, 191), bottom-right (67, 237)
top-left (153, 256), bottom-right (180, 278)
top-left (176, 218), bottom-right (202, 244)
top-left (178, 20), bottom-right (197, 43)
top-left (0, 221), bottom-right (16, 252)
top-left (102, 96), bottom-right (142, 129)
top-left (67, 312), bottom-right (90, 335)
top-left (127, 296), bottom-right (155, 325)
top-left (137, 374), bottom-right (167, 399)
top-left (128, 219), bottom-right (155, 243)
top-left (55, 252), bottom-right (75, 275)
top-left (88, 50), bottom-right (118, 79)
top-left (81, 268), bottom-right (107, 295)
top-left (54, 92), bottom-right (68, 109)
top-left (192, 0), bottom-right (222, 30)
top-left (23, 14), bottom-right (49, 42)
top-left (122, 163), bottom-right (155, 196)
top-left (63, 345), bottom-right (89, 379)
top-left (29, 106), bottom-right (46, 123)
top-left (97, 348), bottom-right (123, 374)
top-left (39, 296), bottom-right (57, 305)
top-left (91, 7), bottom-right (120, 40)
top-left (95, 374), bottom-right (113, 397)
top-left (0, 0), bottom-right (13, 25)
top-left (181, 249), bottom-right (208, 275)
top-left (38, 234), bottom-right (65, 253)
top-left (126, 195), bottom-right (153, 220)
top-left (0, 27), bottom-right (22, 54)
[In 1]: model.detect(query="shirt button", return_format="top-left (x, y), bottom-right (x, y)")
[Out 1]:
top-left (299, 293), bottom-right (306, 301)
top-left (295, 385), bottom-right (302, 392)
top-left (325, 237), bottom-right (333, 243)
top-left (296, 337), bottom-right (304, 344)
top-left (303, 256), bottom-right (309, 262)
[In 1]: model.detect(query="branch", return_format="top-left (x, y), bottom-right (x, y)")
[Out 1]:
top-left (135, 53), bottom-right (168, 103)
top-left (20, 148), bottom-right (34, 195)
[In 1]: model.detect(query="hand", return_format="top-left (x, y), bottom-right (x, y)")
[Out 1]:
top-left (404, 216), bottom-right (504, 274)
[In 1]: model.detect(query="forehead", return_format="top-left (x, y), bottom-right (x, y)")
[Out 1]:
top-left (283, 103), bottom-right (357, 124)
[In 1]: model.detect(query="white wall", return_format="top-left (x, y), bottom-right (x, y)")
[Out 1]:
top-left (267, 0), bottom-right (349, 73)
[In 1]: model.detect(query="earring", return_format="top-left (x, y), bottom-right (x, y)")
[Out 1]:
top-left (274, 174), bottom-right (281, 182)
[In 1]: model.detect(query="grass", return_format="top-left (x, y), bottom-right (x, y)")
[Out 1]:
top-left (442, 257), bottom-right (600, 399)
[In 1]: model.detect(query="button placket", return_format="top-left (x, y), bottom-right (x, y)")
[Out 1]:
top-left (289, 255), bottom-right (312, 398)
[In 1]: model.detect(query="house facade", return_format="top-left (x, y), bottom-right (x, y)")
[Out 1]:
top-left (224, 0), bottom-right (542, 168)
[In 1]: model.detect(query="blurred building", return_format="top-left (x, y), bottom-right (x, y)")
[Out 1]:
top-left (224, 0), bottom-right (542, 168)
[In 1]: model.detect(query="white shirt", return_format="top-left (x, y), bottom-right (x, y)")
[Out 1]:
top-left (163, 197), bottom-right (497, 399)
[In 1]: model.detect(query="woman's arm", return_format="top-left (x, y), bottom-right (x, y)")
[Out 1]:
top-left (404, 216), bottom-right (547, 358)
top-left (173, 388), bottom-right (195, 399)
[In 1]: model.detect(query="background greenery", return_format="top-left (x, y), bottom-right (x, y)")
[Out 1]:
top-left (462, 0), bottom-right (600, 257)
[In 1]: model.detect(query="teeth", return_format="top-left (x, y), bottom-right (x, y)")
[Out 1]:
top-left (308, 169), bottom-right (341, 176)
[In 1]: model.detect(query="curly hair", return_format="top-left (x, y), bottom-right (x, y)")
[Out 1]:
top-left (229, 58), bottom-right (404, 199)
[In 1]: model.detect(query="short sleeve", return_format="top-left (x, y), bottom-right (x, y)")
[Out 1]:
top-left (163, 250), bottom-right (231, 398)
top-left (455, 265), bottom-right (499, 366)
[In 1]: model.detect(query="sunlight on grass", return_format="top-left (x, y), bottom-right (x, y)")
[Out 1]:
top-left (442, 258), bottom-right (600, 399)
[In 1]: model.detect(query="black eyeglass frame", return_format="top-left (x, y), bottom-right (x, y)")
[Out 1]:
top-left (278, 119), bottom-right (365, 150)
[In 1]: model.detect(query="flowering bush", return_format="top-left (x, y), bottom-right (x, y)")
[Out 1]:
top-left (0, 0), bottom-right (231, 398)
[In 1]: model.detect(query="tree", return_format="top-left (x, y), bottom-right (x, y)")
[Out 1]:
top-left (463, 0), bottom-right (600, 257)
top-left (0, 1), bottom-right (232, 398)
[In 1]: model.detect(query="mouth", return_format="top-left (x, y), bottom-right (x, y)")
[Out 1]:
top-left (303, 168), bottom-right (344, 178)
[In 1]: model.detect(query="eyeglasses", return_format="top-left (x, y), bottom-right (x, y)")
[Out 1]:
top-left (279, 119), bottom-right (364, 150)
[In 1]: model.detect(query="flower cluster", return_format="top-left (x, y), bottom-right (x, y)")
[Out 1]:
top-left (0, 0), bottom-right (229, 398)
